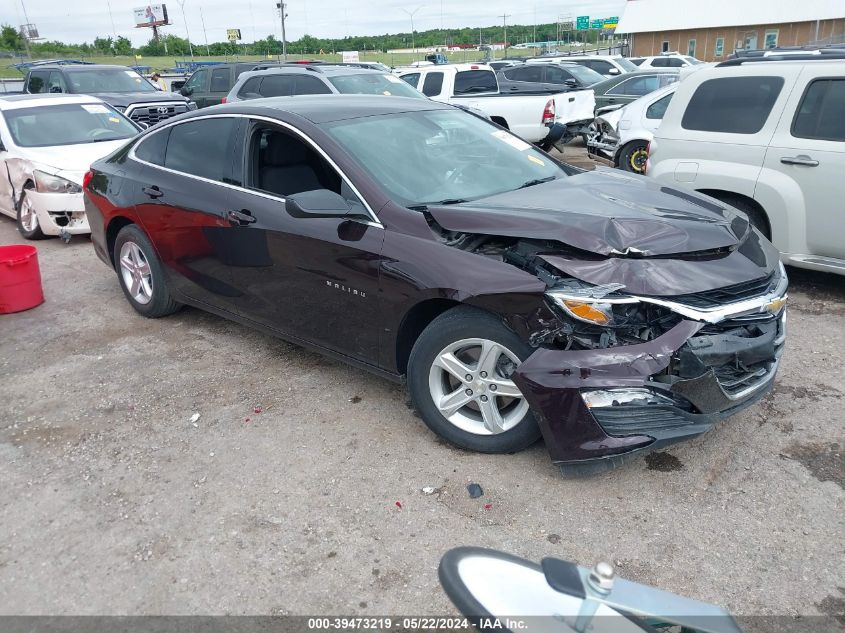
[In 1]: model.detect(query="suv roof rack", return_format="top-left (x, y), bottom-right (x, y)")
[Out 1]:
top-left (13, 58), bottom-right (95, 72)
top-left (718, 51), bottom-right (845, 66)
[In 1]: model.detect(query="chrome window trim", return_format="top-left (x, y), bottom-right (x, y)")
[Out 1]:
top-left (126, 112), bottom-right (383, 228)
top-left (124, 101), bottom-right (189, 118)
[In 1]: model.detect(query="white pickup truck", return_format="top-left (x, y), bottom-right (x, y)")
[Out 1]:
top-left (397, 63), bottom-right (595, 150)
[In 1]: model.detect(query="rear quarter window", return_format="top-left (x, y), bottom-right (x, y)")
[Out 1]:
top-left (237, 76), bottom-right (262, 98)
top-left (134, 128), bottom-right (171, 166)
top-left (681, 76), bottom-right (784, 134)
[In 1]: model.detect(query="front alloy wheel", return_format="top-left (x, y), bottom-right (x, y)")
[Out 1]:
top-left (408, 306), bottom-right (541, 454)
top-left (16, 185), bottom-right (46, 240)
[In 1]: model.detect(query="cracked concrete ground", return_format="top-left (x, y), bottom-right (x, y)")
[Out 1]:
top-left (0, 149), bottom-right (842, 620)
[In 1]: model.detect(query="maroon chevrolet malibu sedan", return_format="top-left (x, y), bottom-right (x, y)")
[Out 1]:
top-left (82, 96), bottom-right (787, 475)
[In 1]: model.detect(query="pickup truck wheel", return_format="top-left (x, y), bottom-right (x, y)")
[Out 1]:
top-left (16, 185), bottom-right (47, 240)
top-left (407, 306), bottom-right (541, 454)
top-left (618, 141), bottom-right (649, 174)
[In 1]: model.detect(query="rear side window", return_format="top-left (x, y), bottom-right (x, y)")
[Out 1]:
top-left (164, 118), bottom-right (238, 182)
top-left (792, 79), bottom-right (845, 142)
top-left (454, 70), bottom-right (497, 94)
top-left (27, 71), bottom-right (48, 94)
top-left (681, 76), bottom-right (784, 134)
top-left (646, 93), bottom-right (673, 119)
top-left (237, 76), bottom-right (262, 98)
top-left (421, 72), bottom-right (444, 96)
top-left (293, 75), bottom-right (332, 95)
top-left (260, 75), bottom-right (295, 97)
top-left (210, 68), bottom-right (230, 93)
top-left (134, 128), bottom-right (171, 166)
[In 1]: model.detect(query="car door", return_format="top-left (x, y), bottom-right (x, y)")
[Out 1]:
top-left (763, 74), bottom-right (845, 260)
top-left (132, 116), bottom-right (245, 313)
top-left (181, 69), bottom-right (209, 107)
top-left (222, 118), bottom-right (384, 363)
top-left (206, 66), bottom-right (231, 107)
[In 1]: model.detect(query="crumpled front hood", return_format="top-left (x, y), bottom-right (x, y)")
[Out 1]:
top-left (427, 170), bottom-right (749, 257)
top-left (19, 140), bottom-right (130, 182)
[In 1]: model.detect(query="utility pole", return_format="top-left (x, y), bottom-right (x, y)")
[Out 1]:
top-left (276, 2), bottom-right (288, 60)
top-left (176, 0), bottom-right (194, 59)
top-left (403, 6), bottom-right (423, 55)
top-left (499, 13), bottom-right (510, 57)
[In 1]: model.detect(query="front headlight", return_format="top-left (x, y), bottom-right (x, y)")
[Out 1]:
top-left (546, 285), bottom-right (639, 326)
top-left (33, 170), bottom-right (82, 194)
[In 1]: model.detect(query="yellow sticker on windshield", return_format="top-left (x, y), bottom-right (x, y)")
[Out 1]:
top-left (383, 90), bottom-right (392, 95)
top-left (108, 117), bottom-right (120, 123)
top-left (527, 155), bottom-right (546, 167)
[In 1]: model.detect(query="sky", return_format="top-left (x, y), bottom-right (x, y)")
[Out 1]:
top-left (2, 0), bottom-right (626, 47)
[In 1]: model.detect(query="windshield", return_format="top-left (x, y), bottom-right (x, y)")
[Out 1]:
top-left (323, 109), bottom-right (565, 207)
top-left (616, 57), bottom-right (640, 72)
top-left (3, 103), bottom-right (138, 147)
top-left (327, 73), bottom-right (426, 98)
top-left (65, 69), bottom-right (157, 93)
top-left (562, 64), bottom-right (605, 85)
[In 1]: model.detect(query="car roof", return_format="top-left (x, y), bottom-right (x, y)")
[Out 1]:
top-left (29, 64), bottom-right (140, 72)
top-left (0, 93), bottom-right (106, 110)
top-left (194, 94), bottom-right (450, 124)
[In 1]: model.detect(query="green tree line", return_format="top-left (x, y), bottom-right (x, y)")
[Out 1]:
top-left (1, 21), bottom-right (607, 59)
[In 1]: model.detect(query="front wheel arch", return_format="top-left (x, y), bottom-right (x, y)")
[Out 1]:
top-left (697, 190), bottom-right (772, 240)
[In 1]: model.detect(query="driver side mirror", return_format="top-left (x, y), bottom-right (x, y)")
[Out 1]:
top-left (286, 189), bottom-right (351, 219)
top-left (180, 85), bottom-right (193, 96)
top-left (608, 68), bottom-right (621, 75)
top-left (564, 79), bottom-right (577, 88)
top-left (49, 86), bottom-right (63, 93)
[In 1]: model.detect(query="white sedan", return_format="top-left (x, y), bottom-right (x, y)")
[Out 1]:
top-left (0, 94), bottom-right (140, 240)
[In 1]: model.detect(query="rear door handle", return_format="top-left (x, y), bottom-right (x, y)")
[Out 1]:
top-left (227, 209), bottom-right (256, 225)
top-left (142, 185), bottom-right (163, 199)
top-left (780, 155), bottom-right (819, 167)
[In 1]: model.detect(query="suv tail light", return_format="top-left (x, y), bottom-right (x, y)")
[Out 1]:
top-left (542, 98), bottom-right (556, 125)
top-left (82, 169), bottom-right (94, 191)
top-left (221, 96), bottom-right (227, 104)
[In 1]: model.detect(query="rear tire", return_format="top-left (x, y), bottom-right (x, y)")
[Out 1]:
top-left (618, 141), bottom-right (649, 174)
top-left (113, 224), bottom-right (181, 318)
top-left (16, 184), bottom-right (47, 240)
top-left (407, 306), bottom-right (541, 454)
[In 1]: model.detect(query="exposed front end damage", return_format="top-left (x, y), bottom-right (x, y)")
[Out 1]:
top-left (26, 191), bottom-right (90, 237)
top-left (423, 178), bottom-right (788, 472)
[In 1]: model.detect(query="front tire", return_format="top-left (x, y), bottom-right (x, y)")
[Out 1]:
top-left (16, 184), bottom-right (47, 240)
top-left (407, 307), bottom-right (541, 454)
top-left (618, 141), bottom-right (649, 174)
top-left (113, 224), bottom-right (181, 318)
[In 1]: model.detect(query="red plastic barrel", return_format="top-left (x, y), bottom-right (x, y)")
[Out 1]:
top-left (0, 244), bottom-right (44, 314)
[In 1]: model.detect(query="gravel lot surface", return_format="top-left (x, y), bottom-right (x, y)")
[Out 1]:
top-left (0, 147), bottom-right (842, 621)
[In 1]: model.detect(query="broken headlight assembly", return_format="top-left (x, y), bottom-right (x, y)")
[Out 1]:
top-left (546, 284), bottom-right (642, 326)
top-left (33, 170), bottom-right (82, 195)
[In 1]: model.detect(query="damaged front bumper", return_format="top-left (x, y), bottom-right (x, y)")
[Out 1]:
top-left (512, 295), bottom-right (787, 473)
top-left (27, 191), bottom-right (90, 236)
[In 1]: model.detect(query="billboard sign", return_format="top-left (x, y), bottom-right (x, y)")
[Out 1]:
top-left (590, 19), bottom-right (604, 29)
top-left (227, 28), bottom-right (241, 41)
top-left (341, 50), bottom-right (360, 63)
top-left (134, 4), bottom-right (169, 28)
top-left (575, 16), bottom-right (589, 30)
top-left (602, 17), bottom-right (619, 29)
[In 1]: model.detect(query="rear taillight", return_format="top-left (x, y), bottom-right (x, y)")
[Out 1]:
top-left (221, 96), bottom-right (227, 104)
top-left (542, 98), bottom-right (556, 125)
top-left (82, 169), bottom-right (94, 191)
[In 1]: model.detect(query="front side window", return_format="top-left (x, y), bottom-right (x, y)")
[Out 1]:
top-left (65, 69), bottom-right (157, 93)
top-left (323, 109), bottom-right (565, 208)
top-left (209, 68), bottom-right (230, 92)
top-left (328, 73), bottom-right (424, 98)
top-left (3, 103), bottom-right (139, 148)
top-left (607, 75), bottom-right (665, 96)
top-left (682, 76), bottom-right (784, 134)
top-left (27, 71), bottom-right (48, 94)
top-left (421, 72), bottom-right (445, 97)
top-left (47, 72), bottom-right (67, 93)
top-left (164, 117), bottom-right (238, 182)
top-left (453, 70), bottom-right (497, 94)
top-left (646, 93), bottom-right (674, 119)
top-left (544, 66), bottom-right (572, 84)
top-left (582, 60), bottom-right (612, 75)
top-left (507, 66), bottom-right (543, 82)
top-left (293, 75), bottom-right (332, 95)
top-left (792, 79), bottom-right (845, 142)
top-left (184, 69), bottom-right (208, 93)
top-left (399, 73), bottom-right (420, 88)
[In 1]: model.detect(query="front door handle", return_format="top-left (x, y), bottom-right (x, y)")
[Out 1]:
top-left (142, 185), bottom-right (163, 199)
top-left (227, 209), bottom-right (256, 225)
top-left (780, 155), bottom-right (819, 167)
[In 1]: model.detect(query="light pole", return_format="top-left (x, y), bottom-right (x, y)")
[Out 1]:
top-left (276, 2), bottom-right (288, 60)
top-left (199, 7), bottom-right (210, 56)
top-left (499, 13), bottom-right (510, 58)
top-left (403, 6), bottom-right (423, 54)
top-left (176, 0), bottom-right (194, 59)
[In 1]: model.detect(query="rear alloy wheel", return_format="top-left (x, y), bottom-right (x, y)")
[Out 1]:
top-left (113, 224), bottom-right (181, 318)
top-left (619, 141), bottom-right (649, 174)
top-left (16, 184), bottom-right (47, 240)
top-left (408, 307), bottom-right (541, 453)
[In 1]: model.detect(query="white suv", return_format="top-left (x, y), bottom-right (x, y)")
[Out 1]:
top-left (527, 55), bottom-right (639, 78)
top-left (630, 53), bottom-right (703, 69)
top-left (647, 57), bottom-right (845, 276)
